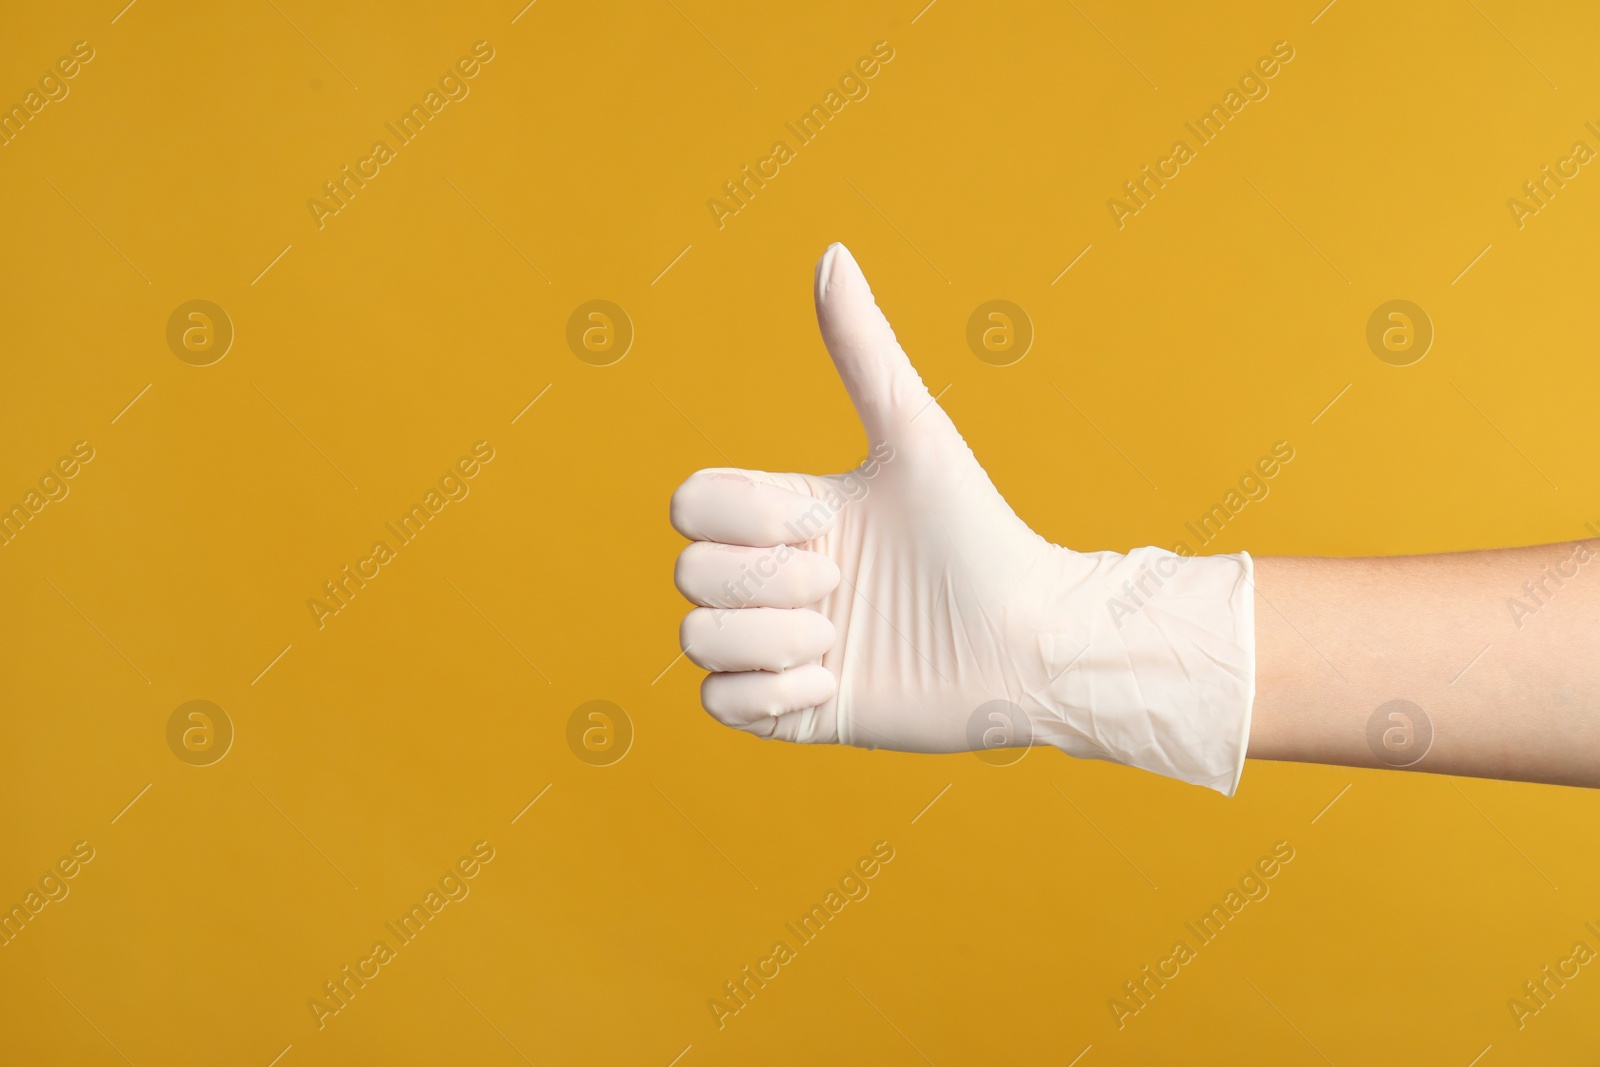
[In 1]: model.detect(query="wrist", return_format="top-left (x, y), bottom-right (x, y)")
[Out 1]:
top-left (1029, 546), bottom-right (1256, 794)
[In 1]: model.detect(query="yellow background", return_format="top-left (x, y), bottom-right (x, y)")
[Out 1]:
top-left (3, 0), bottom-right (1599, 1063)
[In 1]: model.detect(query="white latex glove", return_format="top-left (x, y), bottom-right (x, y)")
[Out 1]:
top-left (670, 244), bottom-right (1257, 794)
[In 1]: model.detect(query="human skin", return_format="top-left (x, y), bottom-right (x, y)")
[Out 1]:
top-left (673, 242), bottom-right (1600, 793)
top-left (1250, 547), bottom-right (1600, 787)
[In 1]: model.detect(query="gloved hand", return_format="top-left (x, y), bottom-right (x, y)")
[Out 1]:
top-left (669, 243), bottom-right (1257, 794)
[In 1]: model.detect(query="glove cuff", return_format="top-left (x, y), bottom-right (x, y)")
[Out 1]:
top-left (1034, 547), bottom-right (1256, 795)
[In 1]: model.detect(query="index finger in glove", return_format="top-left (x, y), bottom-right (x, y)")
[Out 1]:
top-left (669, 469), bottom-right (835, 547)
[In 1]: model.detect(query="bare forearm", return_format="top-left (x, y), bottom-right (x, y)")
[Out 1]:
top-left (1249, 545), bottom-right (1600, 787)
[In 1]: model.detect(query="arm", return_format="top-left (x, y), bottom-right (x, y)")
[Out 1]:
top-left (671, 243), bottom-right (1600, 796)
top-left (1250, 546), bottom-right (1600, 787)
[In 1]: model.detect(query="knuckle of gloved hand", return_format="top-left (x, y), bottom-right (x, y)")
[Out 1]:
top-left (672, 470), bottom-right (747, 536)
top-left (667, 491), bottom-right (693, 538)
top-left (673, 544), bottom-right (708, 601)
top-left (669, 474), bottom-right (711, 538)
top-left (680, 607), bottom-right (716, 656)
top-left (700, 674), bottom-right (746, 727)
top-left (698, 676), bottom-right (730, 724)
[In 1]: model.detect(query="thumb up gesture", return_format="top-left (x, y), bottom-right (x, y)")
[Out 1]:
top-left (670, 244), bottom-right (1256, 795)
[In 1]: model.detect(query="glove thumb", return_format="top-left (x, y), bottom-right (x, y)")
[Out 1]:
top-left (813, 243), bottom-right (935, 443)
